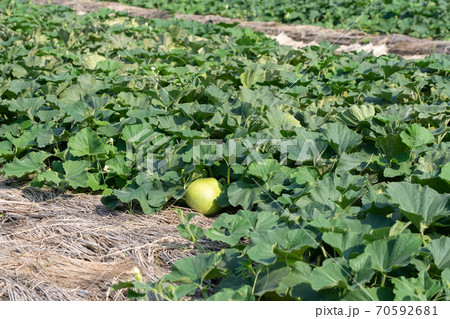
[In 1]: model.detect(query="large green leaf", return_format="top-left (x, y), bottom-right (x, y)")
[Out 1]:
top-left (105, 156), bottom-right (131, 178)
top-left (64, 101), bottom-right (94, 122)
top-left (440, 162), bottom-right (450, 183)
top-left (164, 253), bottom-right (222, 285)
top-left (322, 231), bottom-right (364, 259)
top-left (252, 211), bottom-right (280, 231)
top-left (386, 182), bottom-right (450, 228)
top-left (62, 160), bottom-right (90, 189)
top-left (1, 151), bottom-right (50, 178)
top-left (287, 128), bottom-right (327, 163)
top-left (82, 53), bottom-right (106, 69)
top-left (289, 166), bottom-right (319, 185)
top-left (247, 159), bottom-right (282, 181)
top-left (304, 174), bottom-right (366, 211)
top-left (364, 233), bottom-right (422, 273)
top-left (240, 65), bottom-right (265, 88)
top-left (0, 140), bottom-right (12, 157)
top-left (322, 122), bottom-right (362, 155)
top-left (249, 227), bottom-right (318, 262)
top-left (205, 85), bottom-right (229, 103)
top-left (335, 152), bottom-right (372, 176)
top-left (442, 268), bottom-right (450, 300)
top-left (207, 285), bottom-right (255, 301)
top-left (68, 128), bottom-right (106, 157)
top-left (400, 124), bottom-right (434, 150)
top-left (349, 253), bottom-right (374, 286)
top-left (205, 213), bottom-right (252, 245)
top-left (280, 261), bottom-right (322, 300)
top-left (376, 134), bottom-right (409, 162)
top-left (383, 152), bottom-right (413, 178)
top-left (310, 259), bottom-right (350, 291)
top-left (392, 271), bottom-right (443, 301)
top-left (115, 178), bottom-right (181, 213)
top-left (426, 237), bottom-right (450, 270)
top-left (334, 104), bottom-right (375, 127)
top-left (32, 170), bottom-right (62, 186)
top-left (114, 185), bottom-right (153, 214)
top-left (264, 106), bottom-right (301, 129)
top-left (342, 287), bottom-right (394, 301)
top-left (227, 181), bottom-right (263, 210)
top-left (121, 123), bottom-right (154, 144)
top-left (247, 242), bottom-right (277, 265)
top-left (253, 263), bottom-right (291, 296)
top-left (11, 124), bottom-right (55, 151)
top-left (8, 97), bottom-right (44, 120)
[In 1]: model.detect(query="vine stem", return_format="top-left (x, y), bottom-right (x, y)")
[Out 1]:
top-left (251, 268), bottom-right (262, 296)
top-left (186, 222), bottom-right (208, 252)
top-left (381, 273), bottom-right (387, 287)
top-left (178, 209), bottom-right (208, 253)
top-left (320, 245), bottom-right (328, 259)
top-left (207, 166), bottom-right (213, 178)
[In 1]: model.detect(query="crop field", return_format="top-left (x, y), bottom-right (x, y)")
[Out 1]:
top-left (0, 0), bottom-right (449, 302)
top-left (104, 0), bottom-right (450, 40)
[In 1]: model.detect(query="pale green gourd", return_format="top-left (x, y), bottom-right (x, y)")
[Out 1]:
top-left (184, 178), bottom-right (222, 216)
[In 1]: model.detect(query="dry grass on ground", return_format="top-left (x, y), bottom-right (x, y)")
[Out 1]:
top-left (0, 177), bottom-right (219, 301)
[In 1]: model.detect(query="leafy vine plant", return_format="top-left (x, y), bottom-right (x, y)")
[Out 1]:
top-left (0, 0), bottom-right (449, 301)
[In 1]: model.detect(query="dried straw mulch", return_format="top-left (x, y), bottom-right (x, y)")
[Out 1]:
top-left (0, 177), bottom-right (219, 301)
